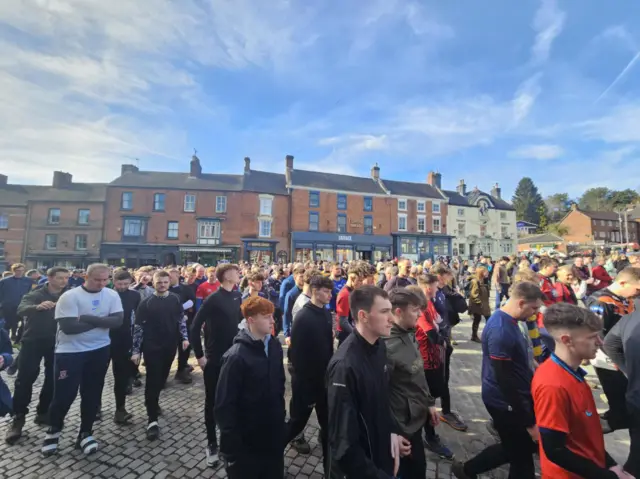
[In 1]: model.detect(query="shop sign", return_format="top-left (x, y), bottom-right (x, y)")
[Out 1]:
top-left (248, 242), bottom-right (272, 248)
top-left (338, 235), bottom-right (352, 241)
top-left (349, 220), bottom-right (363, 228)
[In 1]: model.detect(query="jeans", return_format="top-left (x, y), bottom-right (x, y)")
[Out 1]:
top-left (495, 283), bottom-right (510, 310)
top-left (12, 340), bottom-right (55, 417)
top-left (48, 345), bottom-right (110, 434)
top-left (204, 359), bottom-right (221, 448)
top-left (143, 345), bottom-right (177, 422)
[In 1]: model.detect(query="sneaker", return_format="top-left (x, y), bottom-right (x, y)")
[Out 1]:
top-left (440, 411), bottom-right (468, 432)
top-left (452, 460), bottom-right (476, 479)
top-left (206, 444), bottom-right (220, 468)
top-left (34, 412), bottom-right (49, 426)
top-left (41, 429), bottom-right (61, 457)
top-left (6, 359), bottom-right (18, 376)
top-left (175, 369), bottom-right (193, 385)
top-left (5, 415), bottom-right (25, 445)
top-left (114, 409), bottom-right (133, 425)
top-left (290, 435), bottom-right (311, 454)
top-left (470, 336), bottom-right (481, 344)
top-left (146, 421), bottom-right (160, 441)
top-left (75, 432), bottom-right (99, 455)
top-left (424, 434), bottom-right (454, 460)
top-left (187, 364), bottom-right (194, 373)
top-left (133, 378), bottom-right (143, 388)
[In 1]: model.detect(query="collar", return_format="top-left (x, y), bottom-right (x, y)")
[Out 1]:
top-left (354, 328), bottom-right (380, 354)
top-left (154, 291), bottom-right (170, 298)
top-left (550, 353), bottom-right (588, 382)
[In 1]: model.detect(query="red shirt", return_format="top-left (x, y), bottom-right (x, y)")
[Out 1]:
top-left (532, 355), bottom-right (606, 479)
top-left (538, 274), bottom-right (556, 307)
top-left (196, 281), bottom-right (220, 301)
top-left (335, 286), bottom-right (353, 332)
top-left (415, 301), bottom-right (444, 370)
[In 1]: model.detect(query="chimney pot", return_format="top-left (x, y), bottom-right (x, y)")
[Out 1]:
top-left (285, 155), bottom-right (294, 170)
top-left (121, 164), bottom-right (139, 176)
top-left (456, 179), bottom-right (467, 196)
top-left (0, 174), bottom-right (7, 186)
top-left (244, 157), bottom-right (251, 174)
top-left (190, 153), bottom-right (202, 177)
top-left (371, 163), bottom-right (380, 181)
top-left (427, 171), bottom-right (442, 189)
top-left (491, 182), bottom-right (502, 199)
top-left (52, 171), bottom-right (72, 189)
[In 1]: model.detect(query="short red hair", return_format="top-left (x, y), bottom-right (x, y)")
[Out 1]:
top-left (241, 296), bottom-right (274, 318)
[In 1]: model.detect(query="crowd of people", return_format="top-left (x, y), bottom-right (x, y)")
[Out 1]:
top-left (0, 249), bottom-right (638, 478)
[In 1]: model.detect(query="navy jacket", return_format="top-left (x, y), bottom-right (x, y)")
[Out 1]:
top-left (0, 328), bottom-right (13, 417)
top-left (0, 276), bottom-right (33, 312)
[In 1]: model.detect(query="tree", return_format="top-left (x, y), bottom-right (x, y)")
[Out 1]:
top-left (610, 189), bottom-right (640, 209)
top-left (545, 193), bottom-right (570, 222)
top-left (512, 177), bottom-right (546, 224)
top-left (578, 187), bottom-right (611, 211)
top-left (546, 222), bottom-right (569, 236)
top-left (537, 203), bottom-right (549, 231)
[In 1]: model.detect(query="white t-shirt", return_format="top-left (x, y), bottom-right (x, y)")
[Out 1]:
top-left (54, 287), bottom-right (123, 353)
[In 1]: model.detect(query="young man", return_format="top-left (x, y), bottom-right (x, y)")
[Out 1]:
top-left (383, 258), bottom-right (412, 291)
top-left (215, 296), bottom-right (285, 479)
top-left (132, 270), bottom-right (188, 441)
top-left (329, 265), bottom-right (346, 313)
top-left (0, 328), bottom-right (13, 417)
top-left (191, 263), bottom-right (242, 468)
top-left (110, 270), bottom-right (141, 425)
top-left (535, 303), bottom-right (628, 479)
top-left (291, 270), bottom-right (322, 322)
top-left (282, 264), bottom-right (306, 341)
top-left (168, 267), bottom-right (196, 384)
top-left (195, 267), bottom-right (219, 310)
top-left (5, 267), bottom-right (69, 444)
top-left (0, 263), bottom-right (34, 341)
top-left (68, 269), bottom-right (86, 289)
top-left (335, 265), bottom-right (364, 346)
top-left (385, 288), bottom-right (438, 479)
top-left (538, 257), bottom-right (560, 308)
top-left (453, 282), bottom-right (544, 479)
top-left (492, 256), bottom-right (510, 310)
top-left (42, 264), bottom-right (124, 457)
top-left (286, 275), bottom-right (334, 469)
top-left (240, 272), bottom-right (267, 301)
top-left (327, 285), bottom-right (409, 478)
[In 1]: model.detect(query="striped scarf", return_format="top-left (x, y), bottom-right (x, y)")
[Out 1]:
top-left (526, 313), bottom-right (544, 363)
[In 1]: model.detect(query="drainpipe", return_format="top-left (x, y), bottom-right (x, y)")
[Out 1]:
top-left (287, 188), bottom-right (293, 263)
top-left (22, 202), bottom-right (33, 265)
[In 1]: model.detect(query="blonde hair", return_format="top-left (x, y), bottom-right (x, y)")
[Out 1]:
top-left (475, 266), bottom-right (488, 280)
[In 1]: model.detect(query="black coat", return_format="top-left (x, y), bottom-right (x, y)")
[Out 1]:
top-left (215, 328), bottom-right (286, 458)
top-left (289, 301), bottom-right (333, 384)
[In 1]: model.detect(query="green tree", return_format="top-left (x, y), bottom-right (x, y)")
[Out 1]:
top-left (578, 187), bottom-right (612, 211)
top-left (610, 189), bottom-right (640, 209)
top-left (512, 177), bottom-right (546, 224)
top-left (544, 193), bottom-right (570, 222)
top-left (546, 222), bottom-right (569, 236)
top-left (537, 204), bottom-right (549, 231)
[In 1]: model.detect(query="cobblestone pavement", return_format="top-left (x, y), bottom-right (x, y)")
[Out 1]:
top-left (0, 316), bottom-right (631, 479)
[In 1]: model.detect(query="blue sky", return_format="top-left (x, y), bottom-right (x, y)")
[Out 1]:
top-left (1, 0), bottom-right (640, 200)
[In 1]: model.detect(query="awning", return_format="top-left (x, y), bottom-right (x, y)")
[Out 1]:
top-left (179, 247), bottom-right (238, 253)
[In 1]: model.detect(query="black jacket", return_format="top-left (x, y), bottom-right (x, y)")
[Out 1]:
top-left (16, 285), bottom-right (66, 346)
top-left (289, 301), bottom-right (333, 383)
top-left (214, 328), bottom-right (286, 458)
top-left (604, 309), bottom-right (640, 413)
top-left (110, 289), bottom-right (141, 352)
top-left (326, 330), bottom-right (394, 479)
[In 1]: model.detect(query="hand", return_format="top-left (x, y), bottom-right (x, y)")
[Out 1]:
top-left (36, 301), bottom-right (56, 310)
top-left (526, 425), bottom-right (539, 442)
top-left (390, 433), bottom-right (400, 477)
top-left (182, 340), bottom-right (190, 351)
top-left (585, 278), bottom-right (595, 284)
top-left (285, 337), bottom-right (291, 346)
top-left (197, 356), bottom-right (207, 370)
top-left (398, 436), bottom-right (411, 457)
top-left (610, 465), bottom-right (634, 478)
top-left (131, 354), bottom-right (140, 365)
top-left (428, 406), bottom-right (440, 426)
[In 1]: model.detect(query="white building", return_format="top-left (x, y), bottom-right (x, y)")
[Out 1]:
top-left (443, 180), bottom-right (517, 259)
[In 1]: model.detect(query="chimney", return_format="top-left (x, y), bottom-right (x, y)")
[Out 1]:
top-left (121, 164), bottom-right (139, 176)
top-left (285, 154), bottom-right (294, 170)
top-left (190, 153), bottom-right (202, 178)
top-left (52, 171), bottom-right (72, 189)
top-left (456, 179), bottom-right (467, 196)
top-left (427, 171), bottom-right (442, 189)
top-left (491, 182), bottom-right (501, 199)
top-left (0, 175), bottom-right (7, 186)
top-left (571, 203), bottom-right (578, 211)
top-left (371, 163), bottom-right (380, 181)
top-left (244, 157), bottom-right (251, 175)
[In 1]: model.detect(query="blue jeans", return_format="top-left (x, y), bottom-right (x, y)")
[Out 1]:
top-left (495, 284), bottom-right (510, 310)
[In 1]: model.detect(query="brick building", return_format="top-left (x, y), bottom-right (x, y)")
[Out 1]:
top-left (101, 155), bottom-right (288, 267)
top-left (0, 175), bottom-right (31, 271)
top-left (559, 204), bottom-right (639, 247)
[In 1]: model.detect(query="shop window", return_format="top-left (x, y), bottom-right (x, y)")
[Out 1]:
top-left (309, 191), bottom-right (320, 208)
top-left (335, 247), bottom-right (353, 263)
top-left (337, 194), bottom-right (347, 210)
top-left (337, 214), bottom-right (347, 233)
top-left (364, 196), bottom-right (373, 212)
top-left (153, 193), bottom-right (165, 211)
top-left (400, 237), bottom-right (417, 255)
top-left (364, 216), bottom-right (373, 235)
top-left (295, 248), bottom-right (312, 262)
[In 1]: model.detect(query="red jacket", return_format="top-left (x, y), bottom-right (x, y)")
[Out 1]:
top-left (588, 265), bottom-right (612, 294)
top-left (539, 274), bottom-right (556, 307)
top-left (415, 302), bottom-right (444, 370)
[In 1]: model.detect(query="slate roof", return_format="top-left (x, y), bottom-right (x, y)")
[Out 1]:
top-left (518, 233), bottom-right (563, 245)
top-left (579, 209), bottom-right (623, 221)
top-left (0, 183), bottom-right (106, 206)
top-left (381, 179), bottom-right (444, 199)
top-left (442, 190), bottom-right (468, 206)
top-left (243, 170), bottom-right (288, 196)
top-left (289, 169), bottom-right (387, 194)
top-left (442, 189), bottom-right (515, 211)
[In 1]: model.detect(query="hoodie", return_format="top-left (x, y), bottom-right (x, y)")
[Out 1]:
top-left (17, 284), bottom-right (67, 346)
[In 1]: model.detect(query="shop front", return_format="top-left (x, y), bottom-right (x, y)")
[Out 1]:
top-left (179, 245), bottom-right (239, 267)
top-left (100, 243), bottom-right (179, 268)
top-left (241, 238), bottom-right (280, 264)
top-left (26, 252), bottom-right (100, 270)
top-left (393, 234), bottom-right (454, 262)
top-left (291, 232), bottom-right (393, 264)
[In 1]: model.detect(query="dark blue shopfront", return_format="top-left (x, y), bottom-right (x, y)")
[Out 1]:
top-left (291, 232), bottom-right (393, 263)
top-left (393, 234), bottom-right (454, 262)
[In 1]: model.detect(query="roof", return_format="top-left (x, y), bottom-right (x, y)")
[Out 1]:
top-left (442, 189), bottom-right (515, 211)
top-left (380, 179), bottom-right (444, 199)
top-left (576, 209), bottom-right (620, 221)
top-left (0, 183), bottom-right (106, 206)
top-left (289, 169), bottom-right (387, 194)
top-left (243, 170), bottom-right (288, 196)
top-left (442, 190), bottom-right (468, 206)
top-left (518, 233), bottom-right (563, 245)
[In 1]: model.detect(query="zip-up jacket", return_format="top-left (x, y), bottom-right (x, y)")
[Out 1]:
top-left (289, 302), bottom-right (333, 383)
top-left (0, 276), bottom-right (33, 313)
top-left (16, 284), bottom-right (66, 346)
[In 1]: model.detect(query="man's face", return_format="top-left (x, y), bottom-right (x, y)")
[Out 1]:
top-left (333, 267), bottom-right (342, 277)
top-left (207, 273), bottom-right (218, 284)
top-left (13, 267), bottom-right (25, 278)
top-left (438, 273), bottom-right (452, 288)
top-left (86, 269), bottom-right (110, 291)
top-left (618, 278), bottom-right (640, 299)
top-left (223, 268), bottom-right (240, 285)
top-left (424, 283), bottom-right (438, 299)
top-left (517, 299), bottom-right (542, 320)
top-left (629, 255), bottom-right (639, 266)
top-left (394, 304), bottom-right (421, 330)
top-left (249, 279), bottom-right (263, 291)
top-left (568, 328), bottom-right (602, 360)
top-left (113, 278), bottom-right (132, 292)
top-left (314, 287), bottom-right (332, 305)
top-left (50, 272), bottom-right (70, 290)
top-left (169, 271), bottom-right (180, 285)
top-left (557, 270), bottom-right (574, 285)
top-left (294, 272), bottom-right (305, 287)
top-left (362, 275), bottom-right (375, 285)
top-left (574, 258), bottom-right (583, 268)
top-left (361, 296), bottom-right (394, 338)
top-left (249, 312), bottom-right (274, 337)
top-left (154, 275), bottom-right (170, 293)
top-left (196, 266), bottom-right (205, 278)
top-left (543, 264), bottom-right (558, 276)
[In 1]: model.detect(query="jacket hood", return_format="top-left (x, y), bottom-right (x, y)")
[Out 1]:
top-left (389, 322), bottom-right (415, 338)
top-left (234, 327), bottom-right (269, 350)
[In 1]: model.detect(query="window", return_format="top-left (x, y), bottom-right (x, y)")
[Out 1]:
top-left (398, 214), bottom-right (407, 231)
top-left (364, 196), bottom-right (373, 212)
top-left (45, 234), bottom-right (57, 250)
top-left (501, 226), bottom-right (509, 238)
top-left (309, 191), bottom-right (320, 208)
top-left (457, 222), bottom-right (465, 236)
top-left (433, 217), bottom-right (441, 233)
top-left (337, 194), bottom-right (347, 210)
top-left (601, 220), bottom-right (605, 226)
top-left (184, 194), bottom-right (196, 212)
top-left (458, 243), bottom-right (466, 255)
top-left (337, 214), bottom-right (347, 233)
top-left (216, 196), bottom-right (227, 213)
top-left (480, 225), bottom-right (486, 237)
top-left (75, 234), bottom-right (87, 250)
top-left (309, 212), bottom-right (319, 231)
top-left (458, 208), bottom-right (465, 216)
top-left (0, 214), bottom-right (7, 229)
top-left (167, 221), bottom-right (179, 239)
top-left (608, 220), bottom-right (613, 226)
top-left (432, 202), bottom-right (440, 214)
top-left (417, 215), bottom-right (426, 232)
top-left (259, 219), bottom-right (272, 238)
top-left (416, 201), bottom-right (426, 213)
top-left (77, 209), bottom-right (90, 225)
top-left (501, 212), bottom-right (508, 220)
top-left (123, 218), bottom-right (146, 238)
top-left (121, 192), bottom-right (133, 210)
top-left (48, 208), bottom-right (60, 225)
top-left (364, 216), bottom-right (373, 235)
top-left (501, 243), bottom-right (513, 254)
top-left (599, 231), bottom-right (606, 238)
top-left (400, 237), bottom-right (417, 255)
top-left (398, 199), bottom-right (407, 211)
top-left (153, 193), bottom-right (165, 211)
top-left (198, 220), bottom-right (221, 244)
top-left (260, 197), bottom-right (273, 216)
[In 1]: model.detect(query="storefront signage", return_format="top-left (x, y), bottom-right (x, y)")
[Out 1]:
top-left (349, 220), bottom-right (363, 228)
top-left (248, 242), bottom-right (271, 248)
top-left (338, 235), bottom-right (352, 241)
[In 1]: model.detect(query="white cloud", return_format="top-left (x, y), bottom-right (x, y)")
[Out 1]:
top-left (318, 134), bottom-right (388, 151)
top-left (596, 25), bottom-right (637, 52)
top-left (579, 104), bottom-right (640, 143)
top-left (509, 144), bottom-right (564, 160)
top-left (512, 74), bottom-right (542, 125)
top-left (531, 0), bottom-right (566, 65)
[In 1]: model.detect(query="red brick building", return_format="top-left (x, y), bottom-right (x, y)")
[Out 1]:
top-left (559, 204), bottom-right (639, 247)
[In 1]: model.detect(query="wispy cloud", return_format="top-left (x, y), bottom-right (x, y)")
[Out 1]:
top-left (509, 144), bottom-right (564, 160)
top-left (595, 50), bottom-right (640, 103)
top-left (531, 0), bottom-right (566, 65)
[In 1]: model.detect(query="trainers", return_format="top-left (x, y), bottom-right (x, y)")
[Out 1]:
top-left (290, 435), bottom-right (311, 454)
top-left (5, 415), bottom-right (25, 445)
top-left (41, 429), bottom-right (61, 457)
top-left (114, 409), bottom-right (133, 425)
top-left (452, 460), bottom-right (476, 479)
top-left (440, 411), bottom-right (468, 432)
top-left (133, 378), bottom-right (142, 388)
top-left (75, 432), bottom-right (99, 455)
top-left (146, 421), bottom-right (160, 441)
top-left (424, 434), bottom-right (454, 460)
top-left (175, 369), bottom-right (193, 385)
top-left (206, 444), bottom-right (220, 468)
top-left (34, 412), bottom-right (49, 426)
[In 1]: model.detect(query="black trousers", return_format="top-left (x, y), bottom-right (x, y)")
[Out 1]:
top-left (204, 359), bottom-right (221, 448)
top-left (285, 375), bottom-right (328, 461)
top-left (227, 453), bottom-right (284, 479)
top-left (48, 345), bottom-right (110, 434)
top-left (398, 429), bottom-right (427, 479)
top-left (3, 309), bottom-right (19, 339)
top-left (177, 318), bottom-right (192, 372)
top-left (144, 345), bottom-right (176, 422)
top-left (464, 407), bottom-right (537, 479)
top-left (627, 409), bottom-right (640, 476)
top-left (111, 347), bottom-right (133, 411)
top-left (595, 367), bottom-right (629, 430)
top-left (12, 340), bottom-right (55, 417)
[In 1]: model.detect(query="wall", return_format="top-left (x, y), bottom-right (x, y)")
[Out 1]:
top-left (0, 206), bottom-right (28, 266)
top-left (560, 210), bottom-right (593, 244)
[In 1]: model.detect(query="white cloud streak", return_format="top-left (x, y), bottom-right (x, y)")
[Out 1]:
top-left (509, 144), bottom-right (564, 160)
top-left (531, 0), bottom-right (566, 65)
top-left (595, 50), bottom-right (640, 103)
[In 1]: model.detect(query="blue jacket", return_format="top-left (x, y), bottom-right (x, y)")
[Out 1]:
top-left (330, 278), bottom-right (346, 312)
top-left (0, 328), bottom-right (13, 417)
top-left (283, 285), bottom-right (301, 338)
top-left (279, 275), bottom-right (296, 311)
top-left (0, 276), bottom-right (33, 311)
